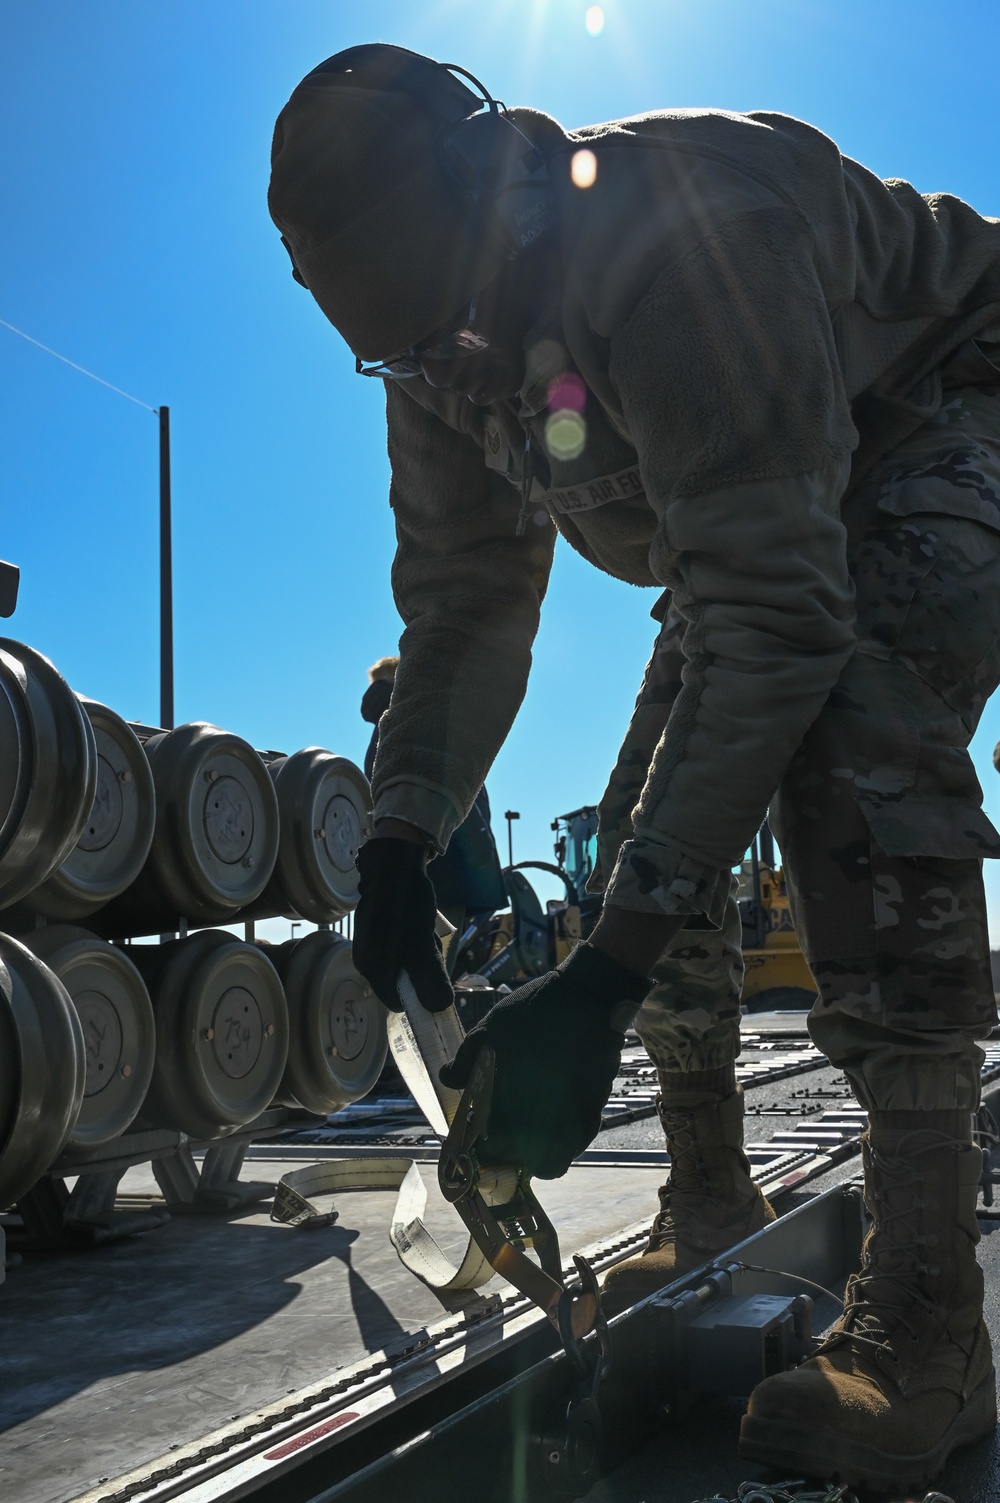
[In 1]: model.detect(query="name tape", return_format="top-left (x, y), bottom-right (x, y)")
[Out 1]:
top-left (545, 465), bottom-right (645, 515)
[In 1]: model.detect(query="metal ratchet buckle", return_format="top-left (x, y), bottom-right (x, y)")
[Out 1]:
top-left (438, 1045), bottom-right (610, 1366)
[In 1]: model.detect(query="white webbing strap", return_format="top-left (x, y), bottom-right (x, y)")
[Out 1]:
top-left (272, 971), bottom-right (519, 1293)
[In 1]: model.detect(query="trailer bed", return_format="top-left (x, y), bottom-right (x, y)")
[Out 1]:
top-left (2, 1015), bottom-right (998, 1503)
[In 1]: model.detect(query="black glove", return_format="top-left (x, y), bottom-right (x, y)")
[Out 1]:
top-left (352, 837), bottom-right (454, 1013)
top-left (438, 943), bottom-right (649, 1178)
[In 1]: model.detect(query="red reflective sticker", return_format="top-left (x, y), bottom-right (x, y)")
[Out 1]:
top-left (264, 1412), bottom-right (360, 1460)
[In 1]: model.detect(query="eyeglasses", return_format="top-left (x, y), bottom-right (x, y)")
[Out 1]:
top-left (355, 297), bottom-right (490, 380)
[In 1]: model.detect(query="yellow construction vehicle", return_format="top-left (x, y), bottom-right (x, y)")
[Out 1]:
top-left (451, 808), bottom-right (816, 1014)
top-left (544, 808), bottom-right (816, 1011)
top-left (737, 824), bottom-right (817, 1010)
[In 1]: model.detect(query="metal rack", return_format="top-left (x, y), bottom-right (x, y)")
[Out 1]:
top-left (5, 1108), bottom-right (312, 1249)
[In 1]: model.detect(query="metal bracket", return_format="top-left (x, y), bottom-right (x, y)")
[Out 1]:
top-left (437, 1046), bottom-right (611, 1489)
top-left (0, 559), bottom-right (19, 618)
top-left (541, 1254), bottom-right (613, 1493)
top-left (11, 1168), bottom-right (170, 1248)
top-left (153, 1140), bottom-right (276, 1214)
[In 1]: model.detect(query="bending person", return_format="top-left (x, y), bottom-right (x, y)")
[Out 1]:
top-left (269, 44), bottom-right (1000, 1491)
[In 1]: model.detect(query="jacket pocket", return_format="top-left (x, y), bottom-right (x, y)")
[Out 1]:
top-left (874, 472), bottom-right (1000, 534)
top-left (849, 407), bottom-right (1000, 729)
top-left (858, 792), bottom-right (1000, 860)
top-left (941, 333), bottom-right (1000, 389)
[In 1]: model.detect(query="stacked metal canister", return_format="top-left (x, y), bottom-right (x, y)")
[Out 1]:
top-left (0, 637), bottom-right (388, 1210)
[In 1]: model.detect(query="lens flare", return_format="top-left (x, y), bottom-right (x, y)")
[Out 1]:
top-left (525, 337), bottom-right (568, 391)
top-left (570, 149), bottom-right (598, 189)
top-left (545, 409), bottom-right (586, 461)
top-left (585, 6), bottom-right (605, 36)
top-left (548, 372), bottom-right (587, 412)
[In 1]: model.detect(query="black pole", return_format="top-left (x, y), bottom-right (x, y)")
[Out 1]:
top-left (750, 835), bottom-right (765, 948)
top-left (504, 810), bottom-right (520, 868)
top-left (159, 405), bottom-right (174, 730)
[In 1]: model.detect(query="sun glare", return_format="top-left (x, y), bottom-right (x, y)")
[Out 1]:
top-left (570, 148), bottom-right (598, 188)
top-left (585, 6), bottom-right (605, 36)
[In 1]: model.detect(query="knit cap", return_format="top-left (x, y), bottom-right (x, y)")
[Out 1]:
top-left (268, 47), bottom-right (511, 361)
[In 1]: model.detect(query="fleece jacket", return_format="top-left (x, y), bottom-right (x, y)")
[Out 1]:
top-left (369, 105), bottom-right (1000, 922)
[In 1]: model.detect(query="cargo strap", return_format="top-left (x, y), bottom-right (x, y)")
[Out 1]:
top-left (272, 974), bottom-right (607, 1358)
top-left (272, 967), bottom-right (611, 1492)
top-left (271, 973), bottom-right (522, 1294)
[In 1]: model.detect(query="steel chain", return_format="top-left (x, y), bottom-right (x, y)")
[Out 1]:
top-left (690, 1486), bottom-right (855, 1503)
top-left (690, 1487), bottom-right (955, 1503)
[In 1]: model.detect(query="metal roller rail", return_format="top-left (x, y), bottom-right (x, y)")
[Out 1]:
top-left (282, 1028), bottom-right (835, 1148)
top-left (76, 1184), bottom-right (864, 1503)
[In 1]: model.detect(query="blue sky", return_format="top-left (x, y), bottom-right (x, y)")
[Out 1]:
top-left (3, 1), bottom-right (1000, 936)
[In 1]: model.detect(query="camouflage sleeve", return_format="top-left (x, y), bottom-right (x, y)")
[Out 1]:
top-left (601, 463), bottom-right (858, 924)
top-left (602, 209), bottom-right (859, 922)
top-left (371, 383), bottom-right (556, 852)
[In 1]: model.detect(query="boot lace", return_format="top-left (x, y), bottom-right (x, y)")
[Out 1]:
top-left (647, 1112), bottom-right (703, 1251)
top-left (819, 1135), bottom-right (949, 1365)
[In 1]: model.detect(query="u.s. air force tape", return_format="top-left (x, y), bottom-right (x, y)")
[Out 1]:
top-left (271, 971), bottom-right (518, 1293)
top-left (545, 463), bottom-right (645, 515)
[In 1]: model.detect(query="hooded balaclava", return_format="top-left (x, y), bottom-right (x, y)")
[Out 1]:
top-left (268, 45), bottom-right (513, 362)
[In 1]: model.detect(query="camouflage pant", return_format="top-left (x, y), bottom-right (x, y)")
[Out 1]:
top-left (598, 384), bottom-right (1000, 1110)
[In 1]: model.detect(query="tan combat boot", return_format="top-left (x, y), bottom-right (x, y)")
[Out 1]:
top-left (602, 1081), bottom-right (775, 1316)
top-left (740, 1112), bottom-right (997, 1493)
